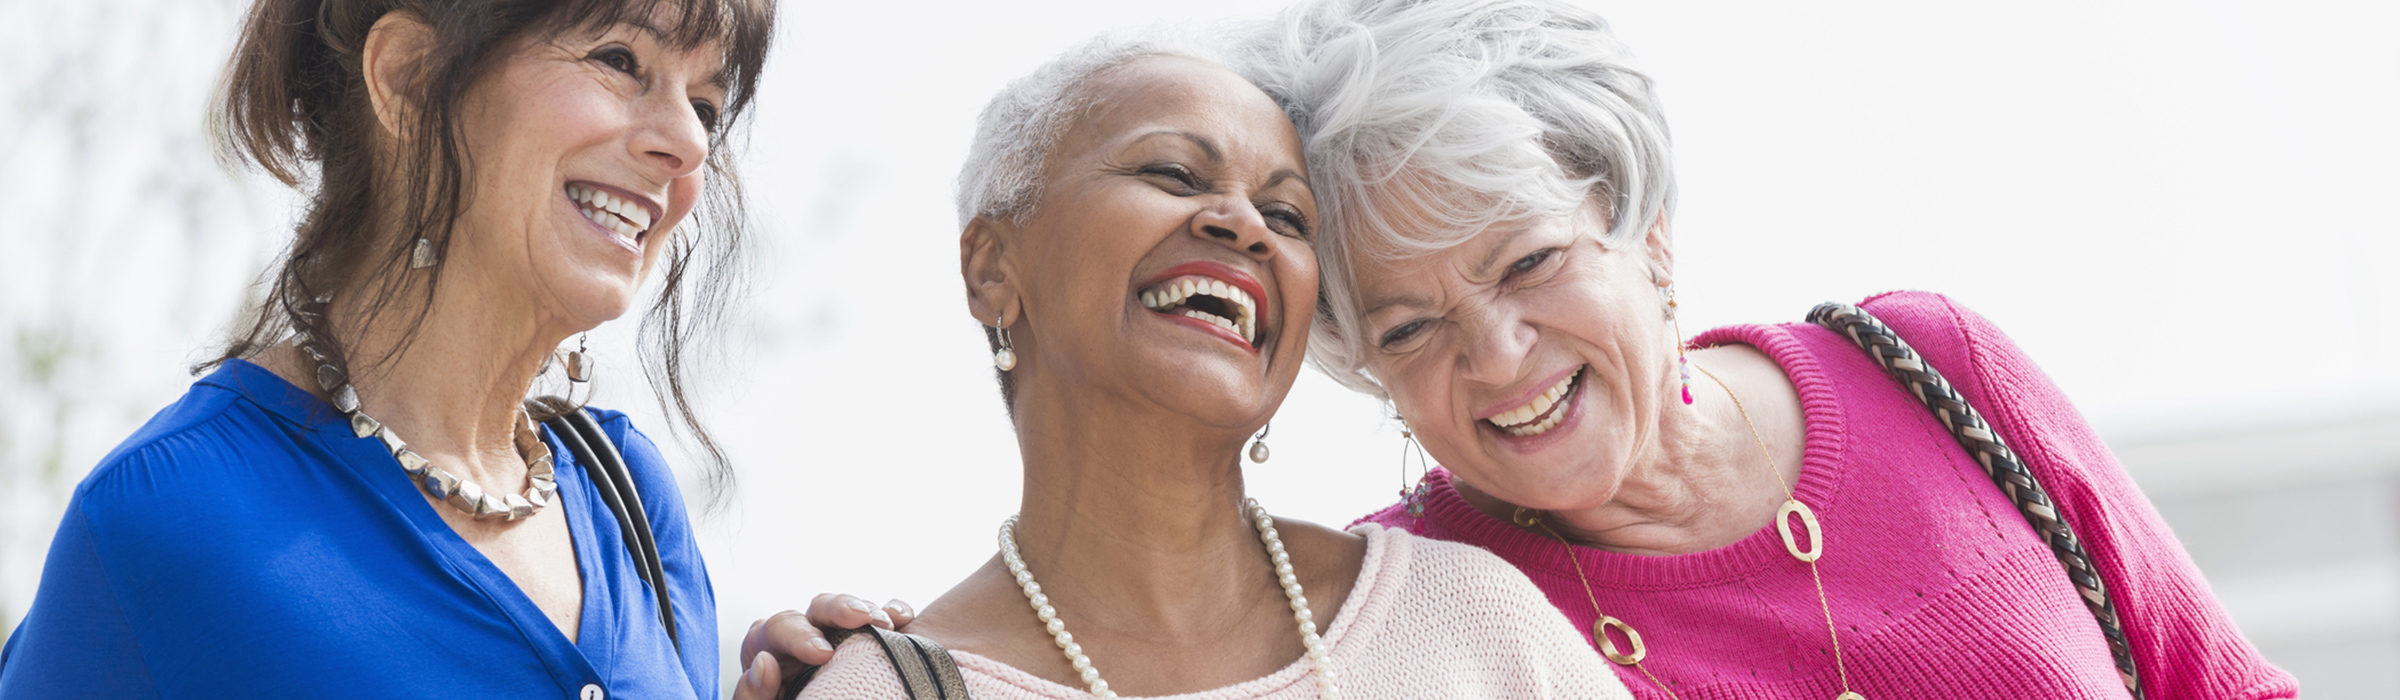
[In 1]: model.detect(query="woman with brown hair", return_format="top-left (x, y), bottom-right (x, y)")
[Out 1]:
top-left (0, 0), bottom-right (772, 696)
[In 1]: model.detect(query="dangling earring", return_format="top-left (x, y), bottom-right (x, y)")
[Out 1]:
top-left (1248, 422), bottom-right (1272, 463)
top-left (566, 333), bottom-right (593, 384)
top-left (992, 314), bottom-right (1017, 371)
top-left (1666, 286), bottom-right (1692, 405)
top-left (1399, 428), bottom-right (1434, 517)
top-left (410, 237), bottom-right (436, 270)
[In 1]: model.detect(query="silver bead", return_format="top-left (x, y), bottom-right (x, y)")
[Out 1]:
top-left (394, 449), bottom-right (431, 477)
top-left (349, 412), bottom-right (382, 438)
top-left (504, 493), bottom-right (534, 520)
top-left (423, 468), bottom-right (461, 500)
top-left (332, 384), bottom-right (360, 413)
top-left (449, 479), bottom-right (486, 513)
top-left (473, 492), bottom-right (509, 520)
top-left (375, 427), bottom-right (406, 455)
top-left (314, 365), bottom-right (345, 393)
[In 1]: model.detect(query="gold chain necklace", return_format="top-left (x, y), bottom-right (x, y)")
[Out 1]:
top-left (1515, 363), bottom-right (1862, 700)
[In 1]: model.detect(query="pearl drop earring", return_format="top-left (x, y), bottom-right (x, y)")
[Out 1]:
top-left (992, 314), bottom-right (1017, 371)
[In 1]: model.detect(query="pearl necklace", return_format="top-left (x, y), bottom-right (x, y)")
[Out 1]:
top-left (998, 498), bottom-right (1338, 699)
top-left (289, 301), bottom-right (557, 521)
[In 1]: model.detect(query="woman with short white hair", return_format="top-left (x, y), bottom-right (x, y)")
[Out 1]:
top-left (1255, 0), bottom-right (2297, 697)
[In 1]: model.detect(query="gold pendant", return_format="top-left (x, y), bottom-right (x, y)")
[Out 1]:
top-left (1593, 615), bottom-right (1646, 665)
top-left (1776, 498), bottom-right (1824, 562)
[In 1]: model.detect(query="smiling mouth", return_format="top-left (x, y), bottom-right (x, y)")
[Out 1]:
top-left (1138, 275), bottom-right (1260, 347)
top-left (1487, 366), bottom-right (1584, 437)
top-left (567, 183), bottom-right (653, 245)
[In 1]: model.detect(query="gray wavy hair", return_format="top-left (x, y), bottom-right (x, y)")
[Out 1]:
top-left (1244, 0), bottom-right (1677, 399)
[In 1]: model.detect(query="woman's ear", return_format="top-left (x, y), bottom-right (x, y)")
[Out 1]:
top-left (1642, 213), bottom-right (1675, 287)
top-left (362, 11), bottom-right (436, 142)
top-left (960, 215), bottom-right (1021, 326)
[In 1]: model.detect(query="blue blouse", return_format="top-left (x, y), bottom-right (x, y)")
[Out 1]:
top-left (0, 360), bottom-right (716, 698)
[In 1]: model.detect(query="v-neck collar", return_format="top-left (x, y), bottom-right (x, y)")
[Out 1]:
top-left (199, 359), bottom-right (620, 688)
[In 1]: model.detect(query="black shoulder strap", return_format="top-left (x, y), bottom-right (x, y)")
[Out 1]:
top-left (786, 626), bottom-right (969, 700)
top-left (529, 397), bottom-right (680, 653)
top-left (1806, 302), bottom-right (2142, 698)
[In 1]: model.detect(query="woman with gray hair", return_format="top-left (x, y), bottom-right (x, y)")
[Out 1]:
top-left (1256, 0), bottom-right (2297, 697)
top-left (788, 32), bottom-right (1629, 699)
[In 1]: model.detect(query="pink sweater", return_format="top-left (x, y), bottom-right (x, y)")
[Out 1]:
top-left (800, 524), bottom-right (1632, 699)
top-left (1360, 291), bottom-right (2297, 699)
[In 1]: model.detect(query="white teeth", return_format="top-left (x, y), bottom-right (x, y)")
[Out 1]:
top-left (1489, 367), bottom-right (1584, 435)
top-left (1137, 275), bottom-right (1260, 344)
top-left (568, 184), bottom-right (653, 234)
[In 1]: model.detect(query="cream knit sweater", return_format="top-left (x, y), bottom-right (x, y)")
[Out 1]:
top-left (800, 523), bottom-right (1630, 699)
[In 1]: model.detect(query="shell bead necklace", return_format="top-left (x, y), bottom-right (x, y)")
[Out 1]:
top-left (998, 498), bottom-right (1338, 699)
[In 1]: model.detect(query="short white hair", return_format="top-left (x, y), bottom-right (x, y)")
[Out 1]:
top-left (1244, 0), bottom-right (1676, 399)
top-left (955, 31), bottom-right (1254, 228)
top-left (956, 29), bottom-right (1285, 411)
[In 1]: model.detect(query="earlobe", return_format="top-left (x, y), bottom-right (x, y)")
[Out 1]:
top-left (362, 11), bottom-right (436, 141)
top-left (960, 216), bottom-right (1021, 325)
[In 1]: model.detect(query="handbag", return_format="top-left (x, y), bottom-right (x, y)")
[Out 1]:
top-left (1807, 303), bottom-right (2143, 699)
top-left (784, 625), bottom-right (970, 700)
top-left (525, 396), bottom-right (680, 654)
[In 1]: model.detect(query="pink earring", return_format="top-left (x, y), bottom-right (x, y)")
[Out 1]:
top-left (1668, 286), bottom-right (1692, 405)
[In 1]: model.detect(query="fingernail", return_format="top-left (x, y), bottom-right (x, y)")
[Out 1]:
top-left (869, 610), bottom-right (894, 628)
top-left (886, 599), bottom-right (914, 616)
top-left (745, 651), bottom-right (770, 687)
top-left (810, 637), bottom-right (835, 653)
top-left (844, 598), bottom-right (877, 614)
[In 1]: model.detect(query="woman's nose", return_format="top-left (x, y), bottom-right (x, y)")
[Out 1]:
top-left (1457, 304), bottom-right (1536, 388)
top-left (1190, 197), bottom-right (1276, 258)
top-left (628, 94), bottom-right (710, 180)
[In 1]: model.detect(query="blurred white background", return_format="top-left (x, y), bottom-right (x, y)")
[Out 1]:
top-left (4, 0), bottom-right (2393, 695)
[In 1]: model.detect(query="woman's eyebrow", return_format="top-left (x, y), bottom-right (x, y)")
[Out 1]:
top-left (1127, 130), bottom-right (1224, 163)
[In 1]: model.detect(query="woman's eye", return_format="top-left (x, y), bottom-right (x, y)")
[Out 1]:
top-left (1508, 248), bottom-right (1558, 277)
top-left (1263, 206), bottom-right (1313, 238)
top-left (691, 100), bottom-right (721, 134)
top-left (1378, 319), bottom-right (1431, 349)
top-left (594, 47), bottom-right (640, 75)
top-left (1140, 164), bottom-right (1202, 192)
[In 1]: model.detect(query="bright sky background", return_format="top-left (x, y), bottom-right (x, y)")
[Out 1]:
top-left (4, 0), bottom-right (2395, 687)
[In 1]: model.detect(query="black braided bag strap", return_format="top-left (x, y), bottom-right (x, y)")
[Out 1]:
top-left (1807, 302), bottom-right (2144, 699)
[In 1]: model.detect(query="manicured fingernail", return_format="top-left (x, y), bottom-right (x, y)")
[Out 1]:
top-left (746, 652), bottom-right (770, 687)
top-left (810, 637), bottom-right (834, 652)
top-left (844, 598), bottom-right (877, 614)
top-left (886, 600), bottom-right (914, 616)
top-left (869, 610), bottom-right (894, 628)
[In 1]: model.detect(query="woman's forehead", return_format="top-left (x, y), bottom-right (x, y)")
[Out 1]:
top-left (1066, 58), bottom-right (1295, 156)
